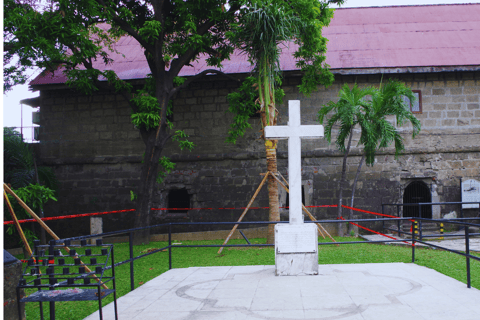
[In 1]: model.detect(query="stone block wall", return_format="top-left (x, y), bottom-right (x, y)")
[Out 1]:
top-left (33, 70), bottom-right (480, 239)
top-left (38, 87), bottom-right (144, 160)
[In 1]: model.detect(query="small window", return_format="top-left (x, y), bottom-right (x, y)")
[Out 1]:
top-left (165, 189), bottom-right (190, 219)
top-left (404, 90), bottom-right (422, 113)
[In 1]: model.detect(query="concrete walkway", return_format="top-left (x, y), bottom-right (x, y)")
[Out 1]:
top-left (360, 234), bottom-right (480, 252)
top-left (84, 263), bottom-right (480, 320)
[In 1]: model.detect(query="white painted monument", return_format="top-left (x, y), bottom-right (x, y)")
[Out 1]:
top-left (462, 179), bottom-right (480, 209)
top-left (265, 100), bottom-right (323, 276)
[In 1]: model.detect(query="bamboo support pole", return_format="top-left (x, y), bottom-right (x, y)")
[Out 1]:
top-left (272, 173), bottom-right (338, 245)
top-left (217, 172), bottom-right (270, 254)
top-left (4, 190), bottom-right (33, 257)
top-left (4, 184), bottom-right (108, 289)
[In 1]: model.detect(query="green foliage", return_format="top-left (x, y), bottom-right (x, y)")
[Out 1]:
top-left (103, 70), bottom-right (133, 93)
top-left (156, 156), bottom-right (176, 184)
top-left (138, 21), bottom-right (163, 44)
top-left (131, 94), bottom-right (161, 130)
top-left (12, 184), bottom-right (57, 212)
top-left (172, 130), bottom-right (195, 151)
top-left (227, 0), bottom-right (338, 141)
top-left (3, 127), bottom-right (57, 190)
top-left (318, 80), bottom-right (421, 166)
top-left (130, 190), bottom-right (138, 201)
top-left (5, 184), bottom-right (57, 248)
top-left (226, 76), bottom-right (284, 143)
top-left (66, 69), bottom-right (103, 95)
top-left (173, 76), bottom-right (186, 87)
top-left (155, 130), bottom-right (193, 183)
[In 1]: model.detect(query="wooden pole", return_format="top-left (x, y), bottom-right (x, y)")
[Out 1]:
top-left (272, 173), bottom-right (338, 245)
top-left (4, 184), bottom-right (108, 289)
top-left (217, 172), bottom-right (270, 254)
top-left (4, 190), bottom-right (33, 257)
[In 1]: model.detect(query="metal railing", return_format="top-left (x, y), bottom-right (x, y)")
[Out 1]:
top-left (51, 218), bottom-right (480, 292)
top-left (381, 201), bottom-right (480, 239)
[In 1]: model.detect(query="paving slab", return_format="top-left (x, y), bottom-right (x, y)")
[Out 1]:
top-left (84, 263), bottom-right (479, 320)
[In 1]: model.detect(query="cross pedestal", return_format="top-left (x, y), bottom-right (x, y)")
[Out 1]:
top-left (265, 100), bottom-right (324, 276)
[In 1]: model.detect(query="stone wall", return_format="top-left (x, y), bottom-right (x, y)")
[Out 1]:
top-left (34, 71), bottom-right (480, 239)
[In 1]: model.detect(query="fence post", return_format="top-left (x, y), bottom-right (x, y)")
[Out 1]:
top-left (168, 224), bottom-right (172, 270)
top-left (439, 223), bottom-right (444, 240)
top-left (465, 226), bottom-right (471, 288)
top-left (397, 205), bottom-right (401, 237)
top-left (90, 217), bottom-right (103, 245)
top-left (419, 220), bottom-right (423, 241)
top-left (382, 204), bottom-right (385, 235)
top-left (412, 220), bottom-right (416, 263)
top-left (48, 240), bottom-right (56, 319)
top-left (129, 232), bottom-right (134, 292)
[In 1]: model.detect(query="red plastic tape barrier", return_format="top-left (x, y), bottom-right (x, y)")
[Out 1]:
top-left (341, 205), bottom-right (399, 219)
top-left (4, 205), bottom-right (338, 225)
top-left (3, 209), bottom-right (136, 225)
top-left (150, 204), bottom-right (338, 211)
top-left (339, 217), bottom-right (411, 245)
top-left (341, 205), bottom-right (414, 222)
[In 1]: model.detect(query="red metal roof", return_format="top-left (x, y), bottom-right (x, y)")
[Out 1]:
top-left (30, 4), bottom-right (480, 86)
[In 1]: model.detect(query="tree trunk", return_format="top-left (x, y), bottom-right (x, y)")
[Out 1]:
top-left (348, 153), bottom-right (365, 235)
top-left (337, 132), bottom-right (354, 237)
top-left (265, 140), bottom-right (279, 244)
top-left (133, 137), bottom-right (163, 245)
top-left (133, 93), bottom-right (171, 245)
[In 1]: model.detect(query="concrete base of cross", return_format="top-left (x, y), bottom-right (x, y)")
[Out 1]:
top-left (274, 224), bottom-right (318, 276)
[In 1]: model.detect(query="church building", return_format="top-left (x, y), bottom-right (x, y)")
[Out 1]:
top-left (27, 4), bottom-right (480, 237)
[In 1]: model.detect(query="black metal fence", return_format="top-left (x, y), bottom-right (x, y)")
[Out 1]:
top-left (381, 201), bottom-right (480, 239)
top-left (52, 217), bottom-right (480, 293)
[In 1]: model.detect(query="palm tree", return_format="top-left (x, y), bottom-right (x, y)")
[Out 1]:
top-left (232, 2), bottom-right (302, 243)
top-left (318, 84), bottom-right (374, 236)
top-left (319, 80), bottom-right (421, 236)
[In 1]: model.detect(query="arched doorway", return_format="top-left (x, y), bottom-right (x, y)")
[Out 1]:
top-left (403, 181), bottom-right (432, 218)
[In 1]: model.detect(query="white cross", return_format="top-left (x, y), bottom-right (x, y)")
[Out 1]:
top-left (264, 100), bottom-right (324, 224)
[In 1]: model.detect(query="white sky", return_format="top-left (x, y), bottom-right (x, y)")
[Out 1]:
top-left (3, 0), bottom-right (480, 141)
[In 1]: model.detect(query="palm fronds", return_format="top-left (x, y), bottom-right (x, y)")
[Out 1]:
top-left (319, 80), bottom-right (421, 165)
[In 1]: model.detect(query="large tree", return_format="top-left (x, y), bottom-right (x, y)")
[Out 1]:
top-left (5, 0), bottom-right (342, 244)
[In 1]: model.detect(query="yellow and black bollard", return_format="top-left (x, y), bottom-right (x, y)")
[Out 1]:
top-left (440, 223), bottom-right (444, 240)
top-left (413, 221), bottom-right (419, 236)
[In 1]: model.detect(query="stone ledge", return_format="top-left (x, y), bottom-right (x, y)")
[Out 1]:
top-left (39, 146), bottom-right (480, 165)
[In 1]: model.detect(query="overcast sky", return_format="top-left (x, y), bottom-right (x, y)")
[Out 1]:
top-left (3, 0), bottom-right (480, 140)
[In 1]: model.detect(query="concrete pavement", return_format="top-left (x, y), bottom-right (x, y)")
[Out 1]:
top-left (84, 263), bottom-right (480, 320)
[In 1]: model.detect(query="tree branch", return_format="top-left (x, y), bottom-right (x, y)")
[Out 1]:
top-left (169, 2), bottom-right (241, 77)
top-left (171, 69), bottom-right (240, 96)
top-left (95, 0), bottom-right (156, 55)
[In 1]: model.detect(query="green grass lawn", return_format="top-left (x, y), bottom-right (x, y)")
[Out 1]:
top-left (17, 237), bottom-right (480, 320)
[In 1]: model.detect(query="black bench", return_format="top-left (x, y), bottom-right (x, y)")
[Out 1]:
top-left (17, 239), bottom-right (118, 320)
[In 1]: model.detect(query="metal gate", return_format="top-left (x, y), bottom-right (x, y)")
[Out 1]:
top-left (403, 181), bottom-right (432, 218)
